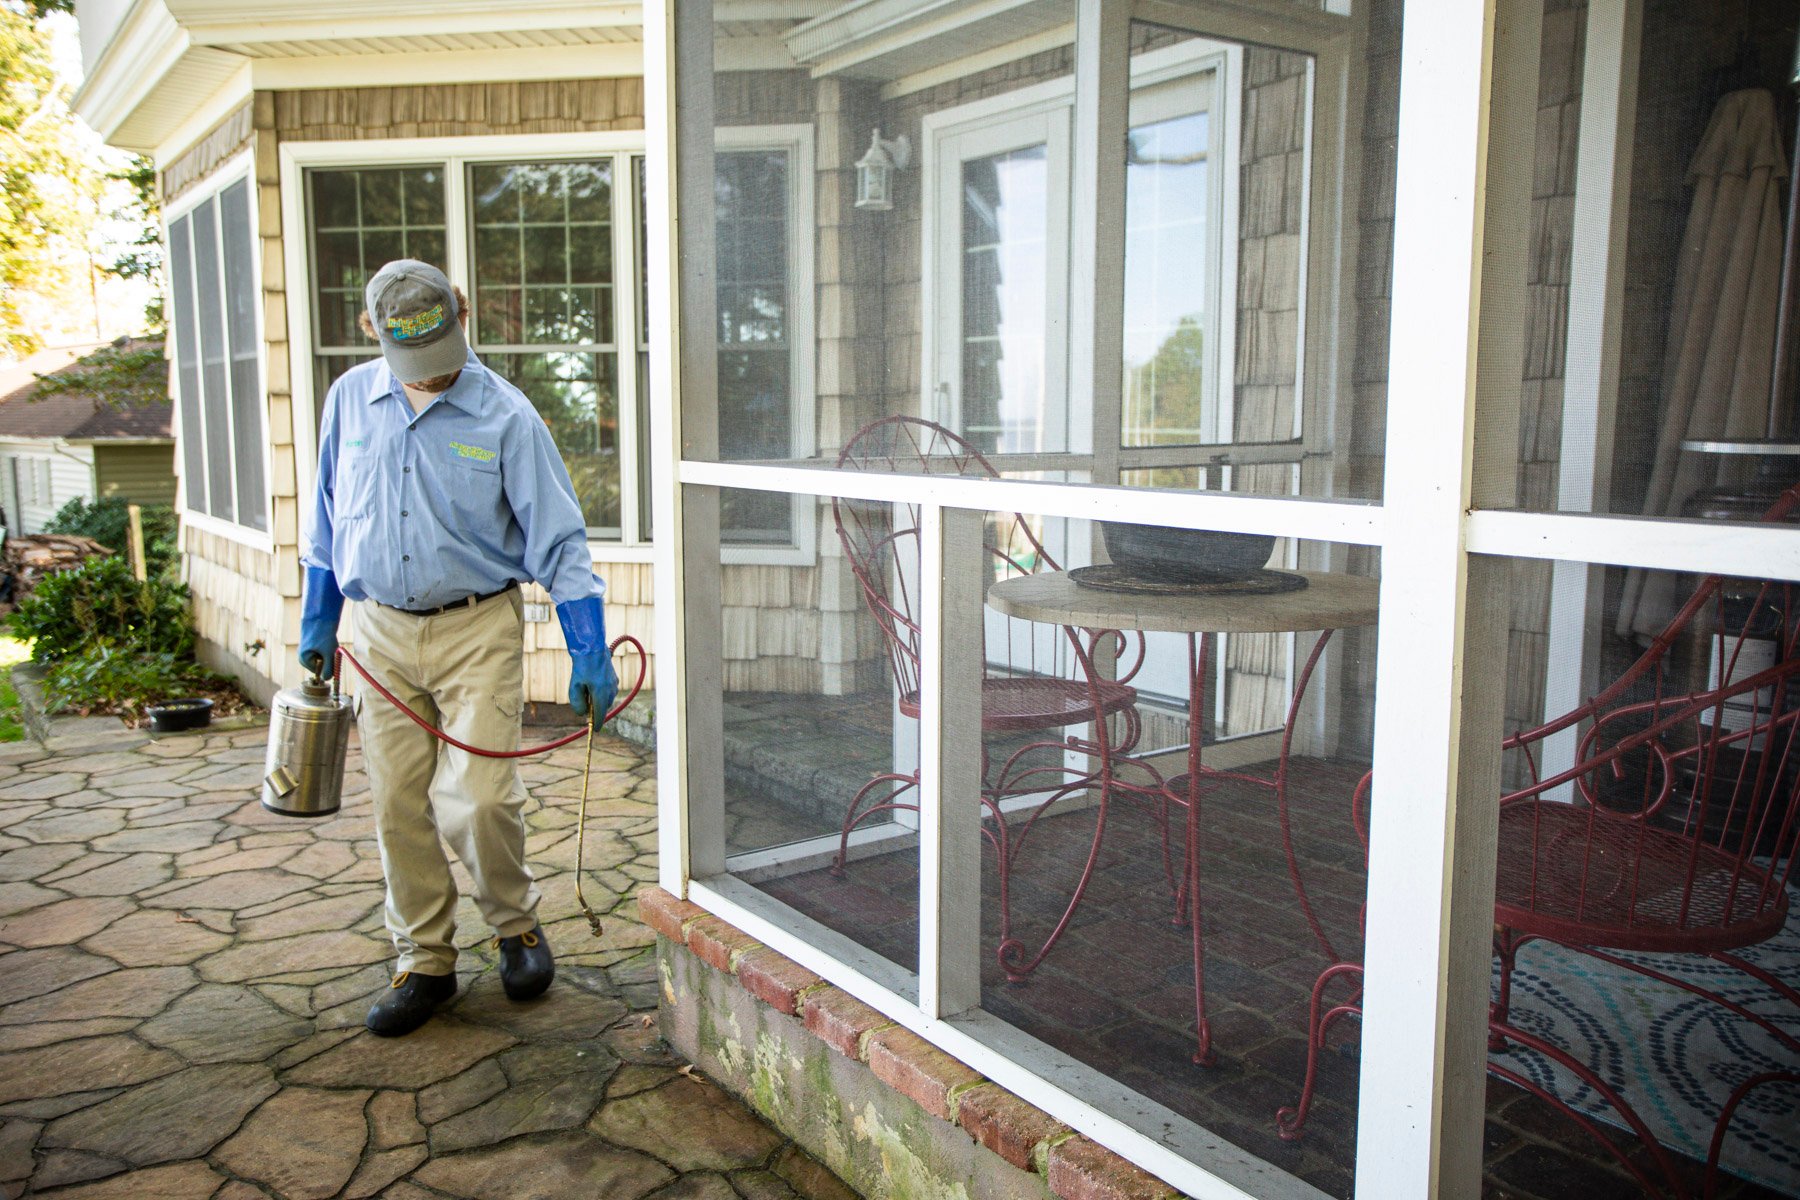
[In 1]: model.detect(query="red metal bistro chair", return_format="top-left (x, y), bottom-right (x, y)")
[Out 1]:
top-left (829, 416), bottom-right (1162, 980)
top-left (1277, 485), bottom-right (1800, 1197)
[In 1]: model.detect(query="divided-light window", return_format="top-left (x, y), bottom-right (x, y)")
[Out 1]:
top-left (302, 152), bottom-right (650, 544)
top-left (304, 139), bottom-right (817, 550)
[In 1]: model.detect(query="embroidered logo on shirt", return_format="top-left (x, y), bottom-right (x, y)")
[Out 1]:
top-left (344, 438), bottom-right (366, 448)
top-left (387, 304), bottom-right (446, 341)
top-left (449, 441), bottom-right (498, 464)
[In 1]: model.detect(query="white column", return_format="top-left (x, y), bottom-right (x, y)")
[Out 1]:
top-left (1354, 0), bottom-right (1534, 1192)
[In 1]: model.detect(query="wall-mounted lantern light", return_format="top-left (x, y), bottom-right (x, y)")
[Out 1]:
top-left (854, 128), bottom-right (911, 211)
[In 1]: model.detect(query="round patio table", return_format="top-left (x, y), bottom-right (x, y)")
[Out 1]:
top-left (987, 568), bottom-right (1379, 1065)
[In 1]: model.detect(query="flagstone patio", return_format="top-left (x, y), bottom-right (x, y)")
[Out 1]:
top-left (0, 723), bottom-right (858, 1200)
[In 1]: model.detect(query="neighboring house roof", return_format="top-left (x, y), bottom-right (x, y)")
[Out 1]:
top-left (0, 344), bottom-right (107, 400)
top-left (0, 339), bottom-right (174, 443)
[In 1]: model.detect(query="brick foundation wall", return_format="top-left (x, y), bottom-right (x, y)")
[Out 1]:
top-left (642, 887), bottom-right (1187, 1200)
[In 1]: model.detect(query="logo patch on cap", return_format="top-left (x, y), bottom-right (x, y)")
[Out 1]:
top-left (387, 303), bottom-right (446, 341)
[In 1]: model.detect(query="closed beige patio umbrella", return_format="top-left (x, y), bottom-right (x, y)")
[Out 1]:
top-left (1618, 88), bottom-right (1788, 640)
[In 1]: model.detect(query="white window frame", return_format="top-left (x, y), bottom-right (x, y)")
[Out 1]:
top-left (285, 127), bottom-right (821, 569)
top-left (649, 0), bottom-right (1800, 1197)
top-left (280, 132), bottom-right (657, 564)
top-left (1124, 44), bottom-right (1243, 449)
top-left (922, 79), bottom-right (1075, 451)
top-left (714, 123), bottom-right (819, 568)
top-left (163, 148), bottom-right (276, 551)
top-left (918, 38), bottom-right (1247, 462)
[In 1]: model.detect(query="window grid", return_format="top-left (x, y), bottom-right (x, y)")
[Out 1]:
top-left (307, 167), bottom-right (449, 408)
top-left (469, 160), bottom-right (621, 538)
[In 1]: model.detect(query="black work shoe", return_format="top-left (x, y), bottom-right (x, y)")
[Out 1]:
top-left (496, 925), bottom-right (555, 1001)
top-left (365, 970), bottom-right (457, 1037)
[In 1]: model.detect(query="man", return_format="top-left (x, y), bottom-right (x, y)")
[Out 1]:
top-left (299, 259), bottom-right (618, 1038)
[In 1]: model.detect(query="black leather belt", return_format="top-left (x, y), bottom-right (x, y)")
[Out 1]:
top-left (391, 579), bottom-right (519, 618)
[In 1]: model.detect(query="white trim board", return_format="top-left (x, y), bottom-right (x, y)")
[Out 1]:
top-left (152, 65), bottom-right (252, 169)
top-left (679, 459), bottom-right (1389, 545)
top-left (248, 45), bottom-right (645, 92)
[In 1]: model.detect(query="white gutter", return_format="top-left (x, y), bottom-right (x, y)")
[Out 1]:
top-left (49, 439), bottom-right (101, 500)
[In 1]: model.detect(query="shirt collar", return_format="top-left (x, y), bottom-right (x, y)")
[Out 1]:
top-left (377, 352), bottom-right (487, 417)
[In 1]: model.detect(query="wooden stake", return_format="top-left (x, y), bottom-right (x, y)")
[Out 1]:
top-left (126, 504), bottom-right (146, 581)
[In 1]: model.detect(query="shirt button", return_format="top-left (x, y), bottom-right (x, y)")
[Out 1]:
top-left (403, 555), bottom-right (411, 562)
top-left (401, 511), bottom-right (409, 518)
top-left (403, 466), bottom-right (411, 474)
top-left (408, 596), bottom-right (415, 603)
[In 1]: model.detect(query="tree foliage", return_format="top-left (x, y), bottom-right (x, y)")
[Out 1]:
top-left (103, 155), bottom-right (161, 329)
top-left (0, 1), bottom-right (152, 357)
top-left (1, 1), bottom-right (79, 356)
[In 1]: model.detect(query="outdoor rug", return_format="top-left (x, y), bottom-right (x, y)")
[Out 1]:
top-left (1497, 890), bottom-right (1800, 1194)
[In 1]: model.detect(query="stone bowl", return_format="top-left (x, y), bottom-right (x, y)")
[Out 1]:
top-left (1098, 522), bottom-right (1275, 583)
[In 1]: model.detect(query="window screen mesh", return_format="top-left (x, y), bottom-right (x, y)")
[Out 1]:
top-left (221, 180), bottom-right (269, 532)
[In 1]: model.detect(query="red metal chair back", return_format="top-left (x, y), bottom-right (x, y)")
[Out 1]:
top-left (830, 416), bottom-right (1062, 711)
top-left (1493, 484), bottom-right (1800, 951)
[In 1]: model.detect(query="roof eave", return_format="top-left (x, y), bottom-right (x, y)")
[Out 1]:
top-left (72, 0), bottom-right (189, 147)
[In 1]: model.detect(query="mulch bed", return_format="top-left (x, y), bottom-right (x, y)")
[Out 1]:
top-left (64, 677), bottom-right (258, 729)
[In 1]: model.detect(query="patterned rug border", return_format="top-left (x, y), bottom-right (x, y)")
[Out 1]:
top-left (1497, 898), bottom-right (1799, 1194)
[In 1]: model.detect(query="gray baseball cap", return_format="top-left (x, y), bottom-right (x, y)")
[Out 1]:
top-left (364, 260), bottom-right (468, 383)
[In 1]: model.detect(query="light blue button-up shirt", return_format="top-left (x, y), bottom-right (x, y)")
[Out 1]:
top-left (300, 354), bottom-right (606, 612)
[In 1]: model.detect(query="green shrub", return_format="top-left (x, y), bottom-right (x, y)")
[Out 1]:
top-left (41, 645), bottom-right (224, 719)
top-left (9, 556), bottom-right (194, 663)
top-left (43, 497), bottom-right (179, 576)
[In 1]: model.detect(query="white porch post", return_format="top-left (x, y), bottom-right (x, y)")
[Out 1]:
top-left (1354, 0), bottom-right (1533, 1192)
top-left (648, 0), bottom-right (725, 891)
top-left (917, 503), bottom-right (985, 1019)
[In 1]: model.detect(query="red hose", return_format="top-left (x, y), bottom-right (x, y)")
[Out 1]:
top-left (332, 635), bottom-right (647, 758)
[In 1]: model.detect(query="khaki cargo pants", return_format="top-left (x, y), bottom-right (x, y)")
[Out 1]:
top-left (352, 588), bottom-right (538, 975)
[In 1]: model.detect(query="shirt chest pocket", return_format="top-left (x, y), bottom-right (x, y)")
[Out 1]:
top-left (335, 451), bottom-right (375, 521)
top-left (443, 454), bottom-right (503, 524)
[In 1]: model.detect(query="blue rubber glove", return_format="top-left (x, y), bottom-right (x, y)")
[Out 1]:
top-left (299, 566), bottom-right (345, 680)
top-left (557, 596), bottom-right (619, 723)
